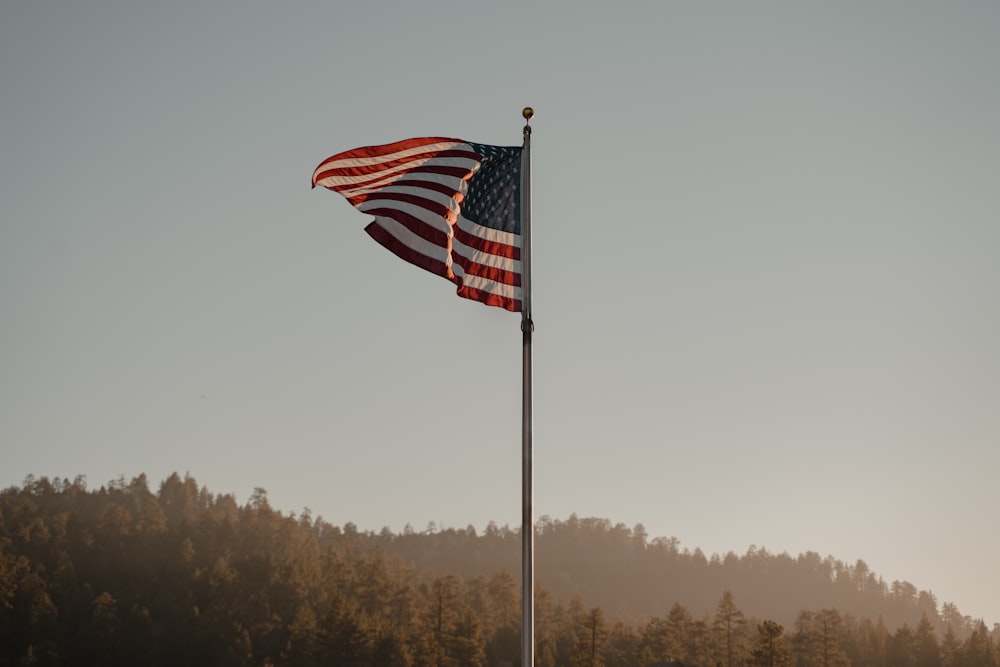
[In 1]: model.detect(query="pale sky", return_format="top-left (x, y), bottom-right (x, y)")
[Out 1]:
top-left (2, 1), bottom-right (998, 625)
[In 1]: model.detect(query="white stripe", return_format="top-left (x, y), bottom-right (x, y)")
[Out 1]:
top-left (358, 183), bottom-right (464, 215)
top-left (370, 216), bottom-right (453, 271)
top-left (345, 179), bottom-right (470, 213)
top-left (320, 140), bottom-right (467, 171)
top-left (358, 199), bottom-right (454, 236)
top-left (341, 171), bottom-right (472, 199)
top-left (452, 238), bottom-right (522, 273)
top-left (315, 154), bottom-right (480, 189)
top-left (455, 216), bottom-right (520, 247)
top-left (332, 172), bottom-right (407, 194)
top-left (453, 267), bottom-right (522, 300)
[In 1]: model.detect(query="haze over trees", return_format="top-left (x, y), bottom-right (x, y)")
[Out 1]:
top-left (1, 473), bottom-right (997, 666)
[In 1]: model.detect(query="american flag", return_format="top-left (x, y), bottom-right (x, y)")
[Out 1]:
top-left (312, 137), bottom-right (523, 312)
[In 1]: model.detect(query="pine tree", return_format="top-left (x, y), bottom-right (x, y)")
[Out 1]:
top-left (914, 614), bottom-right (942, 667)
top-left (713, 590), bottom-right (749, 667)
top-left (746, 620), bottom-right (793, 667)
top-left (570, 606), bottom-right (608, 667)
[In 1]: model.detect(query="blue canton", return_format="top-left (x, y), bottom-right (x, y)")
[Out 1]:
top-left (464, 143), bottom-right (522, 235)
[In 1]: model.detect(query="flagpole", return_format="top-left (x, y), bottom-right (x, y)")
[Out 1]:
top-left (519, 106), bottom-right (534, 667)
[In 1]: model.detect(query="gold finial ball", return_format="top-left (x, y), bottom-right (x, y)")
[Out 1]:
top-left (522, 107), bottom-right (534, 120)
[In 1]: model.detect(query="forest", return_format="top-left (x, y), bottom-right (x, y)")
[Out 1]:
top-left (1, 473), bottom-right (997, 666)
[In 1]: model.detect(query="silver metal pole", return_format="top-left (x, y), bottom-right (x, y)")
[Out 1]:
top-left (519, 106), bottom-right (534, 667)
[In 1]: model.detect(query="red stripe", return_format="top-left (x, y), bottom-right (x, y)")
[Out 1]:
top-left (456, 285), bottom-right (521, 312)
top-left (364, 207), bottom-right (450, 249)
top-left (380, 177), bottom-right (471, 200)
top-left (322, 152), bottom-right (477, 180)
top-left (453, 255), bottom-right (521, 287)
top-left (314, 137), bottom-right (461, 171)
top-left (454, 225), bottom-right (520, 260)
top-left (313, 147), bottom-right (478, 187)
top-left (317, 163), bottom-right (475, 190)
top-left (350, 191), bottom-right (459, 224)
top-left (365, 222), bottom-right (451, 280)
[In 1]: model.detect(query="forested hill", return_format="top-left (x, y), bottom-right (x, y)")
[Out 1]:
top-left (2, 473), bottom-right (995, 667)
top-left (393, 513), bottom-right (953, 631)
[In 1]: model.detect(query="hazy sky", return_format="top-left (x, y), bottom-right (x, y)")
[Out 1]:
top-left (2, 1), bottom-right (998, 625)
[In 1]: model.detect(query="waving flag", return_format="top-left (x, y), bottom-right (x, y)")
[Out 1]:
top-left (312, 137), bottom-right (523, 312)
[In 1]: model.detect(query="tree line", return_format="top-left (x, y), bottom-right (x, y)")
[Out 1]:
top-left (1, 473), bottom-right (996, 666)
